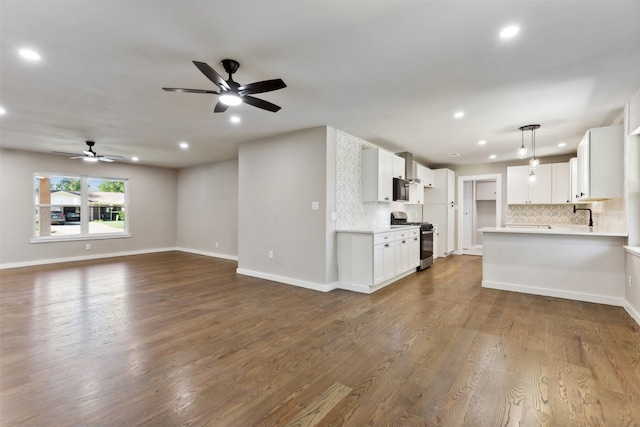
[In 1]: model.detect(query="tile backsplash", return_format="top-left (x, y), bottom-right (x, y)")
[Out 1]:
top-left (336, 130), bottom-right (422, 229)
top-left (505, 199), bottom-right (626, 232)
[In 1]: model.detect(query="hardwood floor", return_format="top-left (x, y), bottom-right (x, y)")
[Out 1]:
top-left (1, 252), bottom-right (640, 426)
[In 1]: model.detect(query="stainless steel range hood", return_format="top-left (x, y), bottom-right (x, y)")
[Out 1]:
top-left (396, 152), bottom-right (419, 182)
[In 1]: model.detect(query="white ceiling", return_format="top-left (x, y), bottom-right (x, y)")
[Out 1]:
top-left (1, 1), bottom-right (639, 169)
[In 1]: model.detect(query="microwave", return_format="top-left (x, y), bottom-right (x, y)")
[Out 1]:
top-left (393, 177), bottom-right (409, 201)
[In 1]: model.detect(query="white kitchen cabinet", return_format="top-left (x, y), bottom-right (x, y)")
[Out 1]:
top-left (362, 148), bottom-right (394, 202)
top-left (423, 169), bottom-right (455, 257)
top-left (424, 168), bottom-right (455, 205)
top-left (373, 239), bottom-right (395, 284)
top-left (416, 164), bottom-right (435, 188)
top-left (506, 164), bottom-right (552, 204)
top-left (630, 88), bottom-right (640, 135)
top-left (551, 162), bottom-right (571, 204)
top-left (395, 237), bottom-right (410, 275)
top-left (570, 157), bottom-right (578, 203)
top-left (392, 155), bottom-right (406, 179)
top-left (408, 229), bottom-right (420, 268)
top-left (476, 181), bottom-right (496, 200)
top-left (337, 227), bottom-right (420, 291)
top-left (408, 182), bottom-right (424, 204)
top-left (576, 125), bottom-right (624, 201)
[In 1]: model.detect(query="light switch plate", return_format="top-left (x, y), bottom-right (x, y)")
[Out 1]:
top-left (312, 201), bottom-right (320, 210)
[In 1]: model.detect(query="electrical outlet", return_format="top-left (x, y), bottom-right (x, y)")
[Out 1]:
top-left (269, 250), bottom-right (274, 259)
top-left (216, 242), bottom-right (219, 248)
top-left (629, 275), bottom-right (633, 288)
top-left (85, 243), bottom-right (91, 250)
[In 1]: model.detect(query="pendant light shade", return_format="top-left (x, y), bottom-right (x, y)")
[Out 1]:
top-left (518, 124), bottom-right (541, 182)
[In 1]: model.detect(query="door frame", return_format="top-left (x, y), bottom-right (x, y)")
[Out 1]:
top-left (456, 174), bottom-right (502, 255)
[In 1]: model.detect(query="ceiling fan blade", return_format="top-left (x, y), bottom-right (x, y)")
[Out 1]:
top-left (83, 150), bottom-right (94, 156)
top-left (103, 155), bottom-right (125, 160)
top-left (214, 101), bottom-right (229, 113)
top-left (69, 156), bottom-right (84, 160)
top-left (98, 157), bottom-right (115, 162)
top-left (193, 61), bottom-right (230, 90)
top-left (162, 87), bottom-right (219, 94)
top-left (242, 95), bottom-right (282, 112)
top-left (238, 79), bottom-right (287, 95)
top-left (52, 151), bottom-right (80, 157)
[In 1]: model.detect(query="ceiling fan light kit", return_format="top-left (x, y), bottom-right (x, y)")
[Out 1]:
top-left (52, 140), bottom-right (124, 163)
top-left (163, 59), bottom-right (286, 113)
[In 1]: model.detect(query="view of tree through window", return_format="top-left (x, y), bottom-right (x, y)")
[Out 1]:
top-left (34, 174), bottom-right (128, 239)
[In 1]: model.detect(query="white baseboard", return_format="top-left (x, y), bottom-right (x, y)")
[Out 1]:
top-left (175, 247), bottom-right (238, 261)
top-left (624, 303), bottom-right (640, 327)
top-left (0, 247), bottom-right (177, 270)
top-left (236, 268), bottom-right (338, 293)
top-left (482, 280), bottom-right (627, 307)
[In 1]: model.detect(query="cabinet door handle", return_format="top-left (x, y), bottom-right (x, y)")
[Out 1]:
top-left (384, 243), bottom-right (389, 247)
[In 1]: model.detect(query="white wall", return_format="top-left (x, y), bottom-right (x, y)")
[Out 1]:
top-left (176, 159), bottom-right (238, 259)
top-left (237, 127), bottom-right (338, 289)
top-left (0, 148), bottom-right (177, 267)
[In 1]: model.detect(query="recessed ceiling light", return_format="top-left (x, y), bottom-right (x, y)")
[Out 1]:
top-left (454, 111), bottom-right (465, 119)
top-left (131, 157), bottom-right (139, 162)
top-left (179, 142), bottom-right (189, 149)
top-left (558, 142), bottom-right (566, 147)
top-left (489, 154), bottom-right (497, 159)
top-left (230, 115), bottom-right (241, 124)
top-left (478, 140), bottom-right (487, 145)
top-left (447, 152), bottom-right (461, 157)
top-left (500, 25), bottom-right (520, 39)
top-left (0, 107), bottom-right (6, 115)
top-left (18, 48), bottom-right (41, 61)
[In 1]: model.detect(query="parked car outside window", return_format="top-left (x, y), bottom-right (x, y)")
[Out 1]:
top-left (65, 211), bottom-right (80, 222)
top-left (50, 211), bottom-right (65, 225)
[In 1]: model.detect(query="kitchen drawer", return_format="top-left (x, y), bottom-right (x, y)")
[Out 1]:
top-left (409, 229), bottom-right (420, 238)
top-left (395, 230), bottom-right (410, 240)
top-left (374, 231), bottom-right (396, 245)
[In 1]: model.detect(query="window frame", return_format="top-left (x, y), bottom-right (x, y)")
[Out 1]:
top-left (32, 173), bottom-right (131, 243)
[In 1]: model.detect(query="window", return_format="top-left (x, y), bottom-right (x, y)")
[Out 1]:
top-left (34, 174), bottom-right (128, 241)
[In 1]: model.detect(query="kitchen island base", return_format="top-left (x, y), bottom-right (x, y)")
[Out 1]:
top-left (480, 228), bottom-right (627, 306)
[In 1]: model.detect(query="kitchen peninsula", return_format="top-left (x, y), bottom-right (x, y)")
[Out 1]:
top-left (479, 226), bottom-right (628, 306)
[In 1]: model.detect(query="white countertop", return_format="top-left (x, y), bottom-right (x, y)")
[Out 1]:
top-left (337, 225), bottom-right (420, 234)
top-left (479, 226), bottom-right (627, 237)
top-left (625, 246), bottom-right (640, 257)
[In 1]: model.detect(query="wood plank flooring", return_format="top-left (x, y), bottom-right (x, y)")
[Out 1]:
top-left (1, 252), bottom-right (640, 426)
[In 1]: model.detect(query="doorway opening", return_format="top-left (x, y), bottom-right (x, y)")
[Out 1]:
top-left (456, 174), bottom-right (502, 256)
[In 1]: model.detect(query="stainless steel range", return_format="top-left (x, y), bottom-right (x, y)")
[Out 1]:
top-left (391, 211), bottom-right (434, 270)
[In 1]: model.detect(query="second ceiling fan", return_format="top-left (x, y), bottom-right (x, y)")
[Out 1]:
top-left (163, 59), bottom-right (286, 113)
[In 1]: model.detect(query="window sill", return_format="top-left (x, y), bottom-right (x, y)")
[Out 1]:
top-left (31, 233), bottom-right (132, 244)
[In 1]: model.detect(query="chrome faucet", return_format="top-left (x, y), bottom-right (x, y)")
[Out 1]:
top-left (573, 205), bottom-right (593, 227)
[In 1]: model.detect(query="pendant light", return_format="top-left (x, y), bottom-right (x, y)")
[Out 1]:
top-left (518, 124), bottom-right (540, 184)
top-left (517, 127), bottom-right (528, 159)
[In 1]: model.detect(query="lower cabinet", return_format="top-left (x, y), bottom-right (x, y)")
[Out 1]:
top-left (337, 227), bottom-right (420, 292)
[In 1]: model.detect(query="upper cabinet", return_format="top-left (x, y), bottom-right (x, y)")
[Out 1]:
top-left (476, 181), bottom-right (497, 201)
top-left (569, 157), bottom-right (579, 203)
top-left (576, 125), bottom-right (623, 201)
top-left (424, 168), bottom-right (455, 205)
top-left (392, 155), bottom-right (405, 179)
top-left (551, 162), bottom-right (571, 204)
top-left (506, 164), bottom-right (552, 204)
top-left (630, 88), bottom-right (640, 135)
top-left (416, 164), bottom-right (435, 188)
top-left (362, 147), bottom-right (394, 202)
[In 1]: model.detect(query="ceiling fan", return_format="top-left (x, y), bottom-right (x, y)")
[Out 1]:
top-left (53, 141), bottom-right (124, 163)
top-left (163, 59), bottom-right (286, 113)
